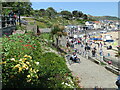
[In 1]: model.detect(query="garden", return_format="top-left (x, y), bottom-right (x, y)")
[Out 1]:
top-left (1, 32), bottom-right (80, 88)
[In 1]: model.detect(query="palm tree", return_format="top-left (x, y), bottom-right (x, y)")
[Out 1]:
top-left (51, 24), bottom-right (67, 46)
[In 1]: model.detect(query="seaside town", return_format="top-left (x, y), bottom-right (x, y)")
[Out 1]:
top-left (0, 1), bottom-right (120, 89)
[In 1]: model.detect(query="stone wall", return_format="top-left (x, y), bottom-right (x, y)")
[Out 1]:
top-left (1, 26), bottom-right (16, 37)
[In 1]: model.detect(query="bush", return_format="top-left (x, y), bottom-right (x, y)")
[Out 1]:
top-left (1, 33), bottom-right (77, 88)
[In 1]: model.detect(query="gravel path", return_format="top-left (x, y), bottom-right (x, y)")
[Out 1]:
top-left (67, 53), bottom-right (118, 88)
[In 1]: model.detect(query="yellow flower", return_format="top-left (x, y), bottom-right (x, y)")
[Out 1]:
top-left (13, 64), bottom-right (20, 69)
top-left (26, 67), bottom-right (29, 70)
top-left (36, 70), bottom-right (39, 72)
top-left (3, 61), bottom-right (6, 64)
top-left (0, 61), bottom-right (6, 64)
top-left (11, 58), bottom-right (15, 61)
top-left (28, 56), bottom-right (32, 59)
top-left (26, 61), bottom-right (30, 65)
top-left (33, 69), bottom-right (36, 73)
top-left (30, 68), bottom-right (32, 72)
top-left (22, 64), bottom-right (28, 69)
top-left (27, 79), bottom-right (31, 82)
top-left (18, 67), bottom-right (22, 72)
top-left (35, 75), bottom-right (38, 79)
top-left (24, 55), bottom-right (32, 59)
top-left (24, 55), bottom-right (28, 58)
top-left (27, 75), bottom-right (31, 78)
top-left (19, 58), bottom-right (23, 61)
top-left (23, 58), bottom-right (27, 61)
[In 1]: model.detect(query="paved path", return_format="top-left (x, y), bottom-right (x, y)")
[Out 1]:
top-left (67, 54), bottom-right (118, 88)
top-left (63, 29), bottom-right (119, 88)
top-left (65, 44), bottom-right (118, 88)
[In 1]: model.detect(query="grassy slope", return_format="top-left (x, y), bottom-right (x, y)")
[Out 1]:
top-left (24, 17), bottom-right (86, 28)
top-left (88, 16), bottom-right (119, 20)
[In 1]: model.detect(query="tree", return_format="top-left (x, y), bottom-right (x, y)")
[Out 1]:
top-left (2, 2), bottom-right (33, 16)
top-left (39, 9), bottom-right (46, 16)
top-left (72, 10), bottom-right (83, 19)
top-left (46, 7), bottom-right (57, 19)
top-left (78, 11), bottom-right (83, 18)
top-left (83, 14), bottom-right (88, 20)
top-left (51, 24), bottom-right (67, 46)
top-left (72, 10), bottom-right (78, 18)
top-left (60, 10), bottom-right (72, 20)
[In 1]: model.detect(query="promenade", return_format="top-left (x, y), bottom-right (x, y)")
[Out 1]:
top-left (63, 29), bottom-right (119, 88)
top-left (68, 53), bottom-right (118, 88)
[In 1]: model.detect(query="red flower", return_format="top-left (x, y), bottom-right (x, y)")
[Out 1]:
top-left (19, 40), bottom-right (23, 42)
top-left (22, 44), bottom-right (34, 49)
top-left (65, 73), bottom-right (69, 76)
top-left (18, 36), bottom-right (21, 38)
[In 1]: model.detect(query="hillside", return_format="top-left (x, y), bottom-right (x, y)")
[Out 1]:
top-left (88, 15), bottom-right (119, 20)
top-left (23, 17), bottom-right (87, 28)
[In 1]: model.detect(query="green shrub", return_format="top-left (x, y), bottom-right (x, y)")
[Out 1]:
top-left (2, 33), bottom-right (77, 88)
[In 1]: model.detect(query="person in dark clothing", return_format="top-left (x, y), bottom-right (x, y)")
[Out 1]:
top-left (71, 52), bottom-right (79, 62)
top-left (92, 48), bottom-right (96, 57)
top-left (37, 25), bottom-right (40, 35)
top-left (85, 46), bottom-right (87, 51)
top-left (116, 72), bottom-right (120, 90)
top-left (107, 45), bottom-right (112, 50)
top-left (97, 43), bottom-right (100, 48)
top-left (6, 16), bottom-right (10, 26)
top-left (66, 41), bottom-right (70, 48)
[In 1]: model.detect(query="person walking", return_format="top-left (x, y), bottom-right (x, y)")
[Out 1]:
top-left (97, 42), bottom-right (100, 48)
top-left (100, 42), bottom-right (103, 48)
top-left (92, 48), bottom-right (96, 57)
top-left (99, 48), bottom-right (103, 56)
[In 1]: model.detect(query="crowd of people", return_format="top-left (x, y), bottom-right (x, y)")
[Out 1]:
top-left (65, 30), bottom-right (120, 89)
top-left (2, 10), bottom-right (18, 27)
top-left (66, 36), bottom-right (104, 58)
top-left (65, 26), bottom-right (116, 67)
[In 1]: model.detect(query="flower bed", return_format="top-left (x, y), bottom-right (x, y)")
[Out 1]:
top-left (1, 33), bottom-right (79, 88)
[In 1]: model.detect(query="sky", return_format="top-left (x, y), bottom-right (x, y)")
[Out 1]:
top-left (31, 2), bottom-right (118, 17)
